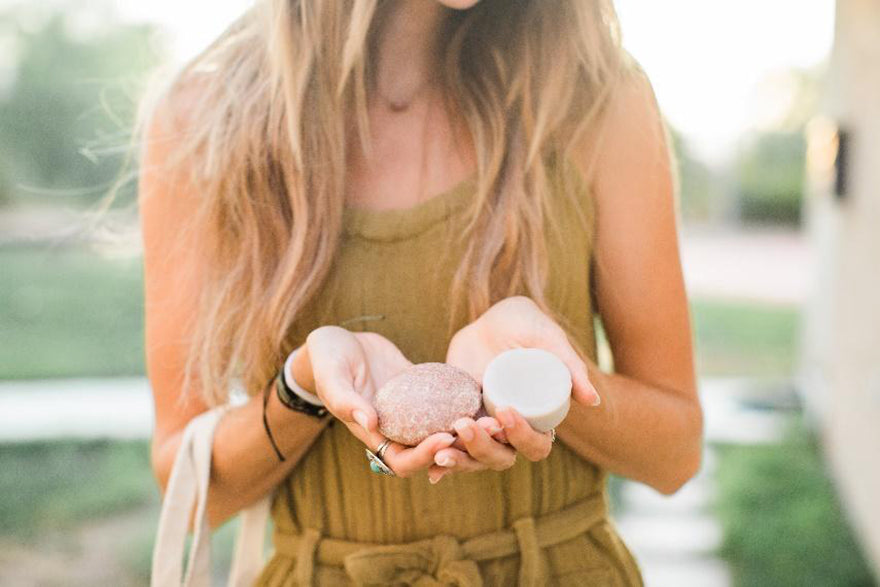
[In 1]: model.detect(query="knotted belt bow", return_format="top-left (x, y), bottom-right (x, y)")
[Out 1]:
top-left (343, 533), bottom-right (483, 586)
top-left (272, 491), bottom-right (608, 586)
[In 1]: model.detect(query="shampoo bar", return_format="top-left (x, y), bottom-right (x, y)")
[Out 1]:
top-left (373, 363), bottom-right (482, 446)
top-left (481, 348), bottom-right (572, 432)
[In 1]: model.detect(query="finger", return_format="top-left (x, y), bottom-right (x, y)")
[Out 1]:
top-left (382, 432), bottom-right (457, 478)
top-left (330, 400), bottom-right (413, 464)
top-left (476, 416), bottom-right (508, 444)
top-left (452, 417), bottom-right (517, 471)
top-left (544, 333), bottom-right (600, 407)
top-left (427, 448), bottom-right (488, 484)
top-left (451, 417), bottom-right (506, 450)
top-left (495, 407), bottom-right (552, 462)
top-left (342, 421), bottom-right (393, 460)
top-left (433, 447), bottom-right (487, 472)
top-left (567, 359), bottom-right (600, 408)
top-left (428, 467), bottom-right (448, 485)
top-left (492, 429), bottom-right (509, 444)
top-left (318, 373), bottom-right (379, 435)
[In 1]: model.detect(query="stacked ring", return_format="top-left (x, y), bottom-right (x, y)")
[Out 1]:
top-left (366, 439), bottom-right (395, 476)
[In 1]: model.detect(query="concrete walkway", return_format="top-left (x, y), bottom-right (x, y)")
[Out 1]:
top-left (680, 227), bottom-right (812, 305)
top-left (616, 451), bottom-right (730, 587)
top-left (613, 378), bottom-right (793, 587)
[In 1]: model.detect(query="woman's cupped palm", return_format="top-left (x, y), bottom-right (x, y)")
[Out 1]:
top-left (306, 296), bottom-right (599, 484)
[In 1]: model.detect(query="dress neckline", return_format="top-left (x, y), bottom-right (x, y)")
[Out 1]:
top-left (343, 172), bottom-right (478, 242)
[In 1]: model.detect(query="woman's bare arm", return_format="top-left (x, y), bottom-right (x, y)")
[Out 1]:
top-left (141, 88), bottom-right (461, 525)
top-left (557, 70), bottom-right (702, 494)
top-left (140, 96), bottom-right (331, 529)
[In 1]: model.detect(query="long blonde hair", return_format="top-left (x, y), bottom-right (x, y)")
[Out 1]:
top-left (130, 0), bottom-right (642, 405)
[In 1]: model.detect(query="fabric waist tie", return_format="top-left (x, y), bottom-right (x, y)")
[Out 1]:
top-left (271, 491), bottom-right (608, 586)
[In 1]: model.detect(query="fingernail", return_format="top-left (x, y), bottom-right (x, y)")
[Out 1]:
top-left (353, 410), bottom-right (369, 431)
top-left (440, 434), bottom-right (457, 446)
top-left (435, 454), bottom-right (455, 467)
top-left (498, 409), bottom-right (515, 429)
top-left (429, 475), bottom-right (439, 485)
top-left (487, 425), bottom-right (503, 435)
top-left (453, 419), bottom-right (473, 442)
top-left (584, 371), bottom-right (601, 406)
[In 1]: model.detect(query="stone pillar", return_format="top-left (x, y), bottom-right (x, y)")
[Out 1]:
top-left (801, 0), bottom-right (880, 574)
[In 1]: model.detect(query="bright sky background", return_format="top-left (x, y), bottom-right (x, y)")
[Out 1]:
top-left (614, 0), bottom-right (834, 165)
top-left (118, 0), bottom-right (835, 167)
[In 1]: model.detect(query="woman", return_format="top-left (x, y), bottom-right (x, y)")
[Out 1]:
top-left (139, 0), bottom-right (702, 584)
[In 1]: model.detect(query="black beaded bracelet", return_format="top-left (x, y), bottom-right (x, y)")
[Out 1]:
top-left (261, 375), bottom-right (286, 462)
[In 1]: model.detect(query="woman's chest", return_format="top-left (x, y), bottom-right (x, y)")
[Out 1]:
top-left (290, 227), bottom-right (468, 363)
top-left (287, 199), bottom-right (596, 364)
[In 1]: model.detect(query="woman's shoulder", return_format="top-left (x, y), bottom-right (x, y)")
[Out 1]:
top-left (138, 72), bottom-right (218, 252)
top-left (144, 70), bottom-right (215, 142)
top-left (139, 69), bottom-right (220, 200)
top-left (569, 66), bottom-right (672, 204)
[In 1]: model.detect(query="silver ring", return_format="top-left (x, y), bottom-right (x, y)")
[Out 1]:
top-left (366, 439), bottom-right (395, 476)
top-left (549, 428), bottom-right (557, 443)
top-left (375, 439), bottom-right (392, 459)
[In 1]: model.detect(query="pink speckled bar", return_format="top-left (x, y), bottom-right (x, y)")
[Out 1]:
top-left (373, 363), bottom-right (482, 446)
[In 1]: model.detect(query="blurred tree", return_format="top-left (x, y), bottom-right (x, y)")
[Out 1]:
top-left (668, 127), bottom-right (727, 225)
top-left (0, 1), bottom-right (164, 208)
top-left (732, 65), bottom-right (823, 227)
top-left (735, 131), bottom-right (807, 226)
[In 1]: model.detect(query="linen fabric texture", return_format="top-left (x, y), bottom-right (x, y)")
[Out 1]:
top-left (254, 155), bottom-right (644, 586)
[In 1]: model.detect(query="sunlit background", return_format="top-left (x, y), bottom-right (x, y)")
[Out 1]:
top-left (2, 0), bottom-right (878, 585)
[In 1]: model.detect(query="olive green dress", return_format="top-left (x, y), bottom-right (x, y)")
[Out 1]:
top-left (254, 155), bottom-right (644, 586)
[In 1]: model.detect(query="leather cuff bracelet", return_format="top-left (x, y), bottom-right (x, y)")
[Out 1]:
top-left (276, 350), bottom-right (330, 420)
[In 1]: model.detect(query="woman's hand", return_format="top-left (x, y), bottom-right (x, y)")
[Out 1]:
top-left (304, 326), bottom-right (457, 479)
top-left (447, 296), bottom-right (599, 406)
top-left (426, 407), bottom-right (556, 484)
top-left (427, 296), bottom-right (599, 484)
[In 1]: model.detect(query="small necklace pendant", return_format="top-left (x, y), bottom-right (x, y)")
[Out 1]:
top-left (387, 99), bottom-right (410, 113)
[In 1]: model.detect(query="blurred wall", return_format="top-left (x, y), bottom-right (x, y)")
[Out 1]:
top-left (802, 0), bottom-right (880, 574)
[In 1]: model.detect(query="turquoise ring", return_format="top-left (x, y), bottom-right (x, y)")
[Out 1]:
top-left (366, 439), bottom-right (395, 476)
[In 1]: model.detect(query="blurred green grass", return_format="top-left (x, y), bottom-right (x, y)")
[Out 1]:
top-left (716, 420), bottom-right (876, 587)
top-left (0, 439), bottom-right (239, 583)
top-left (691, 299), bottom-right (800, 378)
top-left (0, 439), bottom-right (156, 539)
top-left (0, 246), bottom-right (144, 379)
top-left (0, 245), bottom-right (800, 380)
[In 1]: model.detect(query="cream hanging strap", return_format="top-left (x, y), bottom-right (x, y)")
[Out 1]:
top-left (150, 405), bottom-right (272, 587)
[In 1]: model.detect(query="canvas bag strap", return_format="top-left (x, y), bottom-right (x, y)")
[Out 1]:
top-left (228, 493), bottom-right (272, 587)
top-left (151, 405), bottom-right (230, 587)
